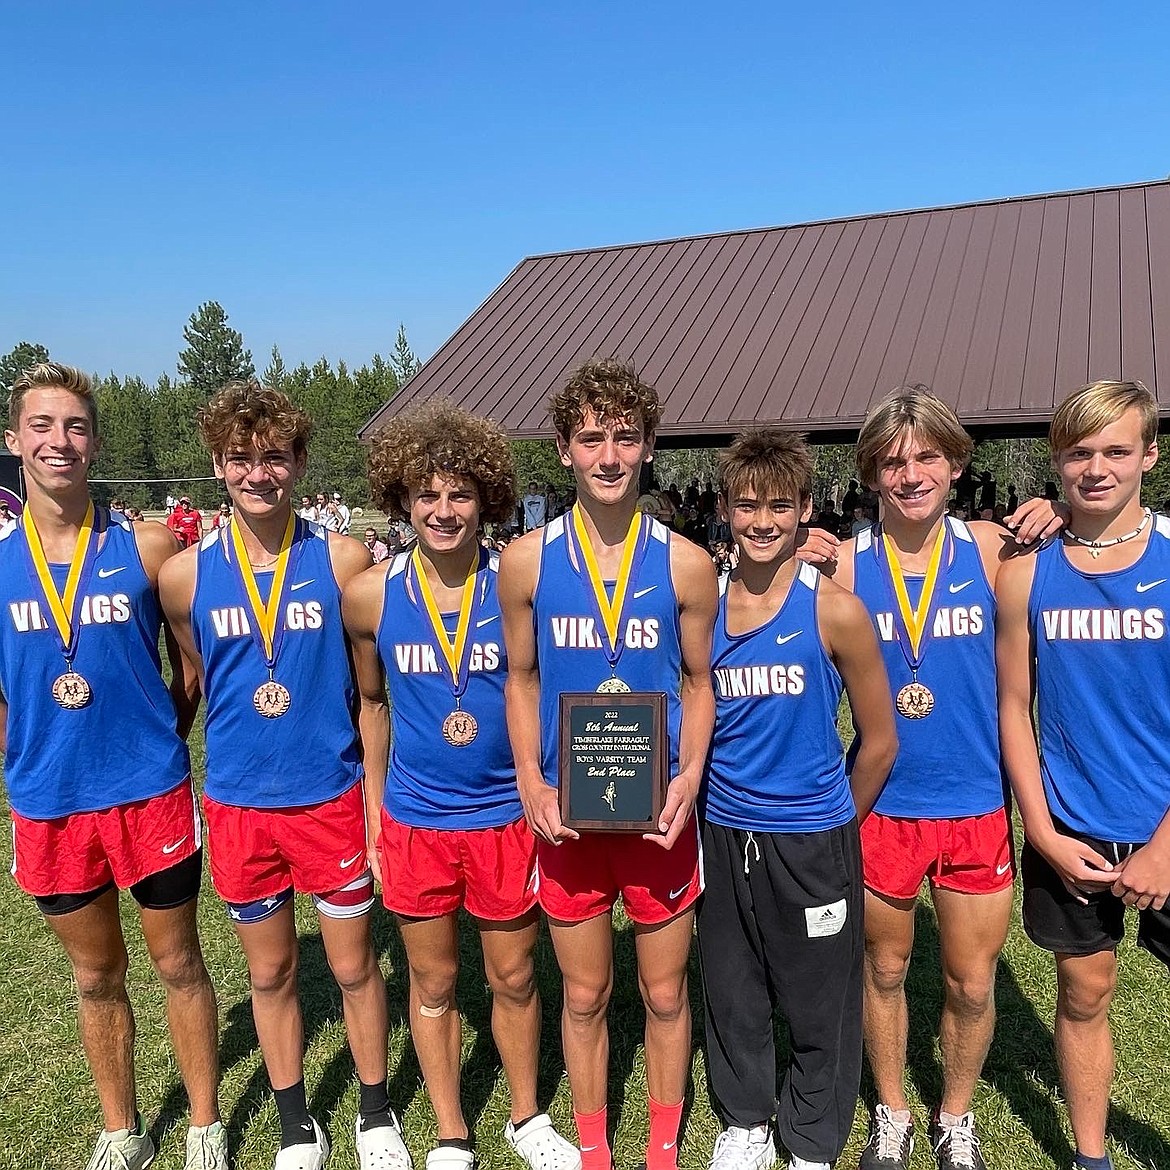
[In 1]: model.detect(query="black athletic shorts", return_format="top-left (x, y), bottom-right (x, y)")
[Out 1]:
top-left (1021, 824), bottom-right (1170, 969)
top-left (35, 847), bottom-right (204, 917)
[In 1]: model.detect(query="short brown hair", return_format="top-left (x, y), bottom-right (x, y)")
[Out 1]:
top-left (549, 357), bottom-right (662, 442)
top-left (8, 362), bottom-right (98, 431)
top-left (719, 428), bottom-right (813, 504)
top-left (1050, 380), bottom-right (1159, 453)
top-left (367, 399), bottom-right (516, 525)
top-left (855, 385), bottom-right (973, 487)
top-left (196, 380), bottom-right (313, 460)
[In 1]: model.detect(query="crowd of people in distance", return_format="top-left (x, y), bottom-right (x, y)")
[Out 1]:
top-left (1, 357), bottom-right (1168, 1170)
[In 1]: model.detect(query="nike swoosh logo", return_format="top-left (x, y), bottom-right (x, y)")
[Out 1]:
top-left (1136, 579), bottom-right (1166, 593)
top-left (476, 615), bottom-right (498, 627)
top-left (669, 884), bottom-right (690, 900)
top-left (162, 836), bottom-right (188, 855)
top-left (996, 861), bottom-right (1012, 876)
top-left (775, 631), bottom-right (802, 645)
top-left (580, 1146), bottom-right (598, 1154)
top-left (290, 580), bottom-right (314, 591)
top-left (949, 580), bottom-right (974, 594)
top-left (633, 586), bottom-right (657, 599)
top-left (663, 1141), bottom-right (676, 1150)
top-left (97, 567), bottom-right (126, 578)
top-left (339, 851), bottom-right (364, 869)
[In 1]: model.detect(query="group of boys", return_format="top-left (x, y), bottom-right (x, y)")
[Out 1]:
top-left (0, 358), bottom-right (1165, 1170)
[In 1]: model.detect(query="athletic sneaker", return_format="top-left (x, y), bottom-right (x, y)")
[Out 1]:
top-left (273, 1116), bottom-right (329, 1170)
top-left (928, 1112), bottom-right (988, 1170)
top-left (858, 1105), bottom-right (914, 1169)
top-left (505, 1114), bottom-right (582, 1170)
top-left (787, 1159), bottom-right (830, 1170)
top-left (356, 1113), bottom-right (413, 1170)
top-left (85, 1115), bottom-right (156, 1170)
top-left (425, 1148), bottom-right (475, 1170)
top-left (185, 1121), bottom-right (229, 1170)
top-left (708, 1124), bottom-right (777, 1170)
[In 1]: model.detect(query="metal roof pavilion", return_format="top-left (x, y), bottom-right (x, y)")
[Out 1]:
top-left (363, 179), bottom-right (1170, 444)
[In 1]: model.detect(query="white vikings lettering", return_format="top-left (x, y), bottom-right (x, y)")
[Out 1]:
top-left (551, 615), bottom-right (659, 649)
top-left (284, 600), bottom-right (323, 631)
top-left (9, 595), bottom-right (132, 631)
top-left (393, 642), bottom-right (500, 673)
top-left (1041, 607), bottom-right (1165, 641)
top-left (714, 664), bottom-right (805, 698)
top-left (875, 607), bottom-right (984, 640)
top-left (210, 606), bottom-right (252, 638)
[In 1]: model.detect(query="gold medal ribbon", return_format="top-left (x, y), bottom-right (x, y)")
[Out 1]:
top-left (23, 501), bottom-right (97, 658)
top-left (229, 511), bottom-right (296, 664)
top-left (411, 546), bottom-right (477, 691)
top-left (882, 524), bottom-right (947, 663)
top-left (571, 503), bottom-right (641, 656)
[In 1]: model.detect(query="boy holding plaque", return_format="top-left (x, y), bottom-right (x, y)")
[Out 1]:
top-left (342, 399), bottom-right (580, 1170)
top-left (698, 428), bottom-right (897, 1170)
top-left (499, 358), bottom-right (719, 1170)
top-left (0, 362), bottom-right (226, 1170)
top-left (159, 381), bottom-right (411, 1170)
top-left (997, 380), bottom-right (1170, 1170)
top-left (831, 387), bottom-right (1063, 1170)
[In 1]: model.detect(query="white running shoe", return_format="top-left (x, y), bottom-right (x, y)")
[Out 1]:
top-left (708, 1124), bottom-right (777, 1170)
top-left (85, 1116), bottom-right (156, 1170)
top-left (356, 1113), bottom-right (413, 1170)
top-left (186, 1121), bottom-right (229, 1170)
top-left (788, 1158), bottom-right (830, 1170)
top-left (425, 1147), bottom-right (475, 1170)
top-left (505, 1114), bottom-right (582, 1170)
top-left (273, 1117), bottom-right (330, 1170)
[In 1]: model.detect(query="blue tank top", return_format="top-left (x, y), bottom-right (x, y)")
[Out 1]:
top-left (1028, 515), bottom-right (1170, 842)
top-left (191, 519), bottom-right (361, 808)
top-left (0, 510), bottom-right (189, 818)
top-left (377, 549), bottom-right (521, 829)
top-left (533, 514), bottom-right (682, 788)
top-left (850, 517), bottom-right (1003, 818)
top-left (706, 562), bottom-right (854, 832)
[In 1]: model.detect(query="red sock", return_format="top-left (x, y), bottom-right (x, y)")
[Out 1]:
top-left (574, 1105), bottom-right (610, 1170)
top-left (645, 1096), bottom-right (684, 1170)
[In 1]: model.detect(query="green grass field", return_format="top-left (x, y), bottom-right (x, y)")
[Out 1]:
top-left (2, 711), bottom-right (1169, 1170)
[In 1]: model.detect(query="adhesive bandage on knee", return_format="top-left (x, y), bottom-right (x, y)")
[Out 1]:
top-left (418, 999), bottom-right (451, 1018)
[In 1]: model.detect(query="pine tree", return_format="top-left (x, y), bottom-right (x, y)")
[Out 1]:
top-left (177, 302), bottom-right (254, 395)
top-left (0, 341), bottom-right (50, 397)
top-left (390, 323), bottom-right (421, 385)
top-left (263, 344), bottom-right (288, 389)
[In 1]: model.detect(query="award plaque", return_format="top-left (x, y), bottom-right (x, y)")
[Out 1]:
top-left (559, 692), bottom-right (668, 832)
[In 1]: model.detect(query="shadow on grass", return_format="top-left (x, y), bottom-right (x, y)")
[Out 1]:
top-left (861, 902), bottom-right (1170, 1170)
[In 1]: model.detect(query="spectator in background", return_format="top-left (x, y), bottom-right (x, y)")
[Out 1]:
top-left (165, 492), bottom-right (177, 513)
top-left (978, 470), bottom-right (997, 512)
top-left (327, 491), bottom-right (351, 534)
top-left (211, 502), bottom-right (232, 529)
top-left (841, 478), bottom-right (861, 517)
top-left (850, 505), bottom-right (869, 538)
top-left (1006, 484), bottom-right (1019, 514)
top-left (363, 527), bottom-right (390, 564)
top-left (126, 507), bottom-right (144, 522)
top-left (521, 480), bottom-right (548, 531)
top-left (0, 501), bottom-right (14, 529)
top-left (299, 494), bottom-right (318, 522)
top-left (166, 496), bottom-right (203, 548)
top-left (110, 498), bottom-right (126, 514)
top-left (1043, 480), bottom-right (1060, 501)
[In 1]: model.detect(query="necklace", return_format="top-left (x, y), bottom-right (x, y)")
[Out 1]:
top-left (1064, 509), bottom-right (1151, 559)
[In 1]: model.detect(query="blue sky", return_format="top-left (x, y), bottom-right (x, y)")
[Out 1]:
top-left (3, 1), bottom-right (1167, 382)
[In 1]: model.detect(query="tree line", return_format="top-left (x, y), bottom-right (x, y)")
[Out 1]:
top-left (4, 307), bottom-right (1168, 513)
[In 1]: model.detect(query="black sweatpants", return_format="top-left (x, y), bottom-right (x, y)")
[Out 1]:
top-left (696, 818), bottom-right (864, 1164)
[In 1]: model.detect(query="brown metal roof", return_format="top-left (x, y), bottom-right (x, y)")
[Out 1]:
top-left (362, 179), bottom-right (1170, 442)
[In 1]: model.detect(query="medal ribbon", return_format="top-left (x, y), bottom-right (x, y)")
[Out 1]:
top-left (879, 522), bottom-right (949, 672)
top-left (568, 503), bottom-right (647, 670)
top-left (410, 545), bottom-right (483, 699)
top-left (21, 501), bottom-right (100, 662)
top-left (228, 511), bottom-right (297, 669)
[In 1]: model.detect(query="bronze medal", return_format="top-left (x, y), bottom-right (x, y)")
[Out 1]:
top-left (442, 709), bottom-right (478, 747)
top-left (253, 679), bottom-right (292, 718)
top-left (895, 680), bottom-right (935, 720)
top-left (52, 670), bottom-right (92, 710)
top-left (596, 676), bottom-right (631, 694)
